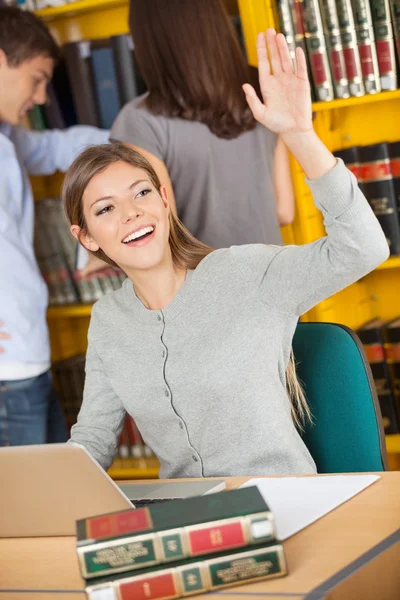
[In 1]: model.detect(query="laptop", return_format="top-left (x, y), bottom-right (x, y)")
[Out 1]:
top-left (0, 444), bottom-right (225, 538)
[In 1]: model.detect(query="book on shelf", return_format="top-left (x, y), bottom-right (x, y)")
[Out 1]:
top-left (77, 487), bottom-right (276, 579)
top-left (357, 319), bottom-right (400, 433)
top-left (370, 0), bottom-right (398, 90)
top-left (63, 40), bottom-right (100, 127)
top-left (319, 0), bottom-right (351, 97)
top-left (388, 141), bottom-right (400, 219)
top-left (34, 197), bottom-right (127, 305)
top-left (334, 145), bottom-right (363, 180)
top-left (383, 317), bottom-right (400, 420)
top-left (335, 0), bottom-right (365, 96)
top-left (302, 0), bottom-right (335, 100)
top-left (358, 142), bottom-right (400, 255)
top-left (336, 142), bottom-right (400, 255)
top-left (85, 543), bottom-right (287, 599)
top-left (110, 34), bottom-right (147, 106)
top-left (52, 354), bottom-right (86, 431)
top-left (391, 0), bottom-right (400, 64)
top-left (350, 0), bottom-right (382, 93)
top-left (276, 0), bottom-right (298, 62)
top-left (90, 41), bottom-right (122, 130)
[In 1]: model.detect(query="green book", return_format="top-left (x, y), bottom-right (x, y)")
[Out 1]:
top-left (85, 542), bottom-right (287, 599)
top-left (77, 487), bottom-right (276, 580)
top-left (28, 105), bottom-right (47, 131)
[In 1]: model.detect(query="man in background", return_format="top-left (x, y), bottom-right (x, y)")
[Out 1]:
top-left (0, 7), bottom-right (109, 445)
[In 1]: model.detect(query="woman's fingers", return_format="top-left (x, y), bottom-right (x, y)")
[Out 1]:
top-left (243, 84), bottom-right (266, 123)
top-left (276, 32), bottom-right (294, 74)
top-left (295, 46), bottom-right (309, 81)
top-left (266, 28), bottom-right (282, 75)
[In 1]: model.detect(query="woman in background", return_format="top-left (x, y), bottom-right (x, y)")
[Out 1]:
top-left (110, 0), bottom-right (295, 249)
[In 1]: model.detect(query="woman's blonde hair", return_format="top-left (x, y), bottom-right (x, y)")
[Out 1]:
top-left (62, 142), bottom-right (311, 430)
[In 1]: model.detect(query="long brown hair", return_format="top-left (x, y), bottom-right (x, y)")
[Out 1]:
top-left (129, 0), bottom-right (256, 140)
top-left (62, 143), bottom-right (311, 430)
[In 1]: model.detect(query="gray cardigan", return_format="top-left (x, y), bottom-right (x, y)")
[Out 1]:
top-left (69, 159), bottom-right (389, 477)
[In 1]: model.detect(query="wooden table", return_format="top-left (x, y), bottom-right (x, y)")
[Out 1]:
top-left (0, 473), bottom-right (399, 600)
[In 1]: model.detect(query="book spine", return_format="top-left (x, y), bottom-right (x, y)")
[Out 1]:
top-left (335, 0), bottom-right (365, 95)
top-left (290, 0), bottom-right (316, 98)
top-left (351, 0), bottom-right (382, 93)
top-left (334, 146), bottom-right (362, 178)
top-left (370, 0), bottom-right (397, 90)
top-left (277, 0), bottom-right (298, 61)
top-left (303, 0), bottom-right (335, 100)
top-left (117, 419), bottom-right (130, 459)
top-left (63, 41), bottom-right (100, 127)
top-left (391, 0), bottom-right (400, 63)
top-left (388, 141), bottom-right (400, 220)
top-left (319, 0), bottom-right (350, 97)
top-left (357, 326), bottom-right (400, 433)
top-left (85, 544), bottom-right (287, 599)
top-left (110, 34), bottom-right (139, 106)
top-left (358, 143), bottom-right (400, 255)
top-left (90, 45), bottom-right (121, 129)
top-left (383, 324), bottom-right (400, 422)
top-left (79, 513), bottom-right (275, 579)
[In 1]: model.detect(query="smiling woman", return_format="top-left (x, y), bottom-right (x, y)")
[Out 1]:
top-left (63, 31), bottom-right (389, 478)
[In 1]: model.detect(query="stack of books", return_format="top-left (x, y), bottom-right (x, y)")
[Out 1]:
top-left (335, 140), bottom-right (400, 256)
top-left (76, 487), bottom-right (287, 599)
top-left (358, 317), bottom-right (400, 433)
top-left (276, 0), bottom-right (400, 101)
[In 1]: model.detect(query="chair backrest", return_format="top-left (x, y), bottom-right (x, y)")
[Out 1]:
top-left (292, 322), bottom-right (388, 473)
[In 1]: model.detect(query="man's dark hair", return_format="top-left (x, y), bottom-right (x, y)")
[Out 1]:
top-left (0, 6), bottom-right (60, 67)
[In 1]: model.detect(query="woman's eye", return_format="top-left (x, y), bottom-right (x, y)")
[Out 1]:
top-left (136, 188), bottom-right (151, 199)
top-left (96, 205), bottom-right (113, 216)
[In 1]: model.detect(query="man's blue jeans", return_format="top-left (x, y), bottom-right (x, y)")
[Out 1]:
top-left (0, 371), bottom-right (68, 445)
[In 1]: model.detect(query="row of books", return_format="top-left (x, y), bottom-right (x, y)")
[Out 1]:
top-left (29, 33), bottom-right (146, 132)
top-left (277, 0), bottom-right (400, 101)
top-left (34, 197), bottom-right (126, 305)
top-left (52, 353), bottom-right (154, 458)
top-left (335, 141), bottom-right (400, 255)
top-left (76, 487), bottom-right (287, 598)
top-left (358, 316), bottom-right (400, 433)
top-left (28, 15), bottom-right (246, 132)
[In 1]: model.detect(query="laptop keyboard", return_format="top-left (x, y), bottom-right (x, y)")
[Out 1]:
top-left (131, 498), bottom-right (177, 508)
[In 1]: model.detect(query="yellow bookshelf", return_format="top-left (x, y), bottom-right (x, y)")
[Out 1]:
top-left (34, 0), bottom-right (400, 471)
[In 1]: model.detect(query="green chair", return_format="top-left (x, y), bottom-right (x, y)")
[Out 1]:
top-left (293, 322), bottom-right (388, 473)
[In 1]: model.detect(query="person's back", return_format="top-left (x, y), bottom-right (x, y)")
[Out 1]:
top-left (110, 0), bottom-right (294, 249)
top-left (111, 98), bottom-right (281, 248)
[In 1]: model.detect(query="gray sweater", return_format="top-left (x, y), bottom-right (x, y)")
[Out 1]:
top-left (70, 159), bottom-right (389, 477)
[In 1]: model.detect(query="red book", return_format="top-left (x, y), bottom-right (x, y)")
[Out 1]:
top-left (370, 0), bottom-right (397, 89)
top-left (85, 545), bottom-right (287, 599)
top-left (302, 0), bottom-right (335, 100)
top-left (351, 0), bottom-right (382, 93)
top-left (319, 0), bottom-right (350, 97)
top-left (335, 0), bottom-right (365, 95)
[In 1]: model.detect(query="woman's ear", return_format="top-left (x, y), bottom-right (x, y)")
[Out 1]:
top-left (159, 185), bottom-right (169, 211)
top-left (70, 225), bottom-right (100, 252)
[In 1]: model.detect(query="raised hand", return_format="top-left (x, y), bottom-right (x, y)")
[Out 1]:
top-left (243, 29), bottom-right (312, 136)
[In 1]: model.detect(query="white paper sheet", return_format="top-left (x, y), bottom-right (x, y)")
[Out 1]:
top-left (241, 474), bottom-right (380, 541)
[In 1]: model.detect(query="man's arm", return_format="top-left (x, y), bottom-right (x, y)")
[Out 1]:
top-left (12, 126), bottom-right (109, 175)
